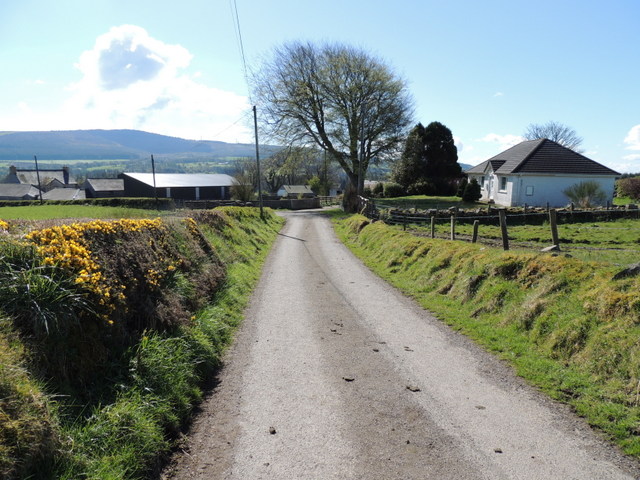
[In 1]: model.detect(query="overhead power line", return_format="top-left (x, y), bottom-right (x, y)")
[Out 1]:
top-left (229, 0), bottom-right (251, 101)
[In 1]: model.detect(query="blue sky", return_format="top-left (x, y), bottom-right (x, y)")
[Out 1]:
top-left (1, 0), bottom-right (639, 171)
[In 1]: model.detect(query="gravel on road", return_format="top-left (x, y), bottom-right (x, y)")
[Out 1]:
top-left (162, 210), bottom-right (640, 480)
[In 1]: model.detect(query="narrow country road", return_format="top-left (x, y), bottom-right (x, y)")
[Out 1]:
top-left (162, 210), bottom-right (640, 480)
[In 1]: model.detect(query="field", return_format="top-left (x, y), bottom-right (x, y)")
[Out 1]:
top-left (373, 195), bottom-right (483, 210)
top-left (0, 204), bottom-right (169, 222)
top-left (407, 216), bottom-right (640, 265)
top-left (370, 195), bottom-right (640, 265)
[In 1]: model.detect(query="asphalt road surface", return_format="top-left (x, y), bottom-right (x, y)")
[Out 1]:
top-left (162, 210), bottom-right (640, 479)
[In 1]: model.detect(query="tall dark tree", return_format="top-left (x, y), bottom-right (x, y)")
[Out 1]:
top-left (252, 41), bottom-right (414, 210)
top-left (392, 123), bottom-right (426, 190)
top-left (392, 121), bottom-right (461, 195)
top-left (523, 121), bottom-right (583, 152)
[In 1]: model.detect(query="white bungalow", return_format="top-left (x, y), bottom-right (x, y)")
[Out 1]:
top-left (466, 139), bottom-right (620, 207)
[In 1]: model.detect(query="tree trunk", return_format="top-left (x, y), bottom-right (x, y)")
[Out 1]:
top-left (342, 178), bottom-right (360, 213)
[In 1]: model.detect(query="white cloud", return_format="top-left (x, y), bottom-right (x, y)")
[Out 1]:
top-left (608, 153), bottom-right (640, 173)
top-left (5, 25), bottom-right (252, 142)
top-left (493, 92), bottom-right (504, 97)
top-left (17, 102), bottom-right (31, 114)
top-left (624, 125), bottom-right (640, 150)
top-left (480, 133), bottom-right (524, 150)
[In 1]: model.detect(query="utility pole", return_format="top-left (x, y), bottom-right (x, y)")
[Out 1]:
top-left (33, 155), bottom-right (43, 204)
top-left (358, 107), bottom-right (365, 196)
top-left (253, 105), bottom-right (264, 219)
top-left (151, 154), bottom-right (158, 206)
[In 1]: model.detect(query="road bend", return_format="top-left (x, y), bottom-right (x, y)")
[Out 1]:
top-left (163, 210), bottom-right (640, 480)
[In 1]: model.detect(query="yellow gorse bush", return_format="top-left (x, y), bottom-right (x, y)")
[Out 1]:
top-left (26, 218), bottom-right (167, 322)
top-left (0, 219), bottom-right (8, 231)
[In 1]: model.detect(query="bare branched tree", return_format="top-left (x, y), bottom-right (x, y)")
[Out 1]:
top-left (523, 121), bottom-right (583, 152)
top-left (252, 41), bottom-right (414, 210)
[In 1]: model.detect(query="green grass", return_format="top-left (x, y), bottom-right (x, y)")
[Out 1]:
top-left (333, 214), bottom-right (640, 457)
top-left (0, 204), bottom-right (168, 221)
top-left (373, 195), bottom-right (484, 210)
top-left (408, 216), bottom-right (640, 265)
top-left (613, 195), bottom-right (636, 206)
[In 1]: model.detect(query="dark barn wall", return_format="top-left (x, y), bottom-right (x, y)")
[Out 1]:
top-left (122, 176), bottom-right (230, 200)
top-left (122, 176), bottom-right (155, 197)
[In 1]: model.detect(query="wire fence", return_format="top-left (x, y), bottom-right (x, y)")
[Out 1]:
top-left (355, 196), bottom-right (640, 264)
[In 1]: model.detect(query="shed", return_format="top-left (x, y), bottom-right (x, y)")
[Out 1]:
top-left (0, 184), bottom-right (41, 201)
top-left (42, 188), bottom-right (86, 201)
top-left (120, 173), bottom-right (236, 200)
top-left (84, 178), bottom-right (125, 198)
top-left (466, 139), bottom-right (620, 207)
top-left (277, 185), bottom-right (316, 198)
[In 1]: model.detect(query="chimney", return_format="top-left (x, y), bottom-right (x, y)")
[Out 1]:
top-left (9, 165), bottom-right (17, 176)
top-left (63, 166), bottom-right (69, 185)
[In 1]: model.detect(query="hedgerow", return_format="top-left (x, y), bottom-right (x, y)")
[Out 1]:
top-left (0, 207), bottom-right (283, 479)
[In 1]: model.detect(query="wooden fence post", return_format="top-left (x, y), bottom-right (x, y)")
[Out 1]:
top-left (450, 215), bottom-right (456, 241)
top-left (549, 209), bottom-right (560, 246)
top-left (472, 220), bottom-right (479, 243)
top-left (430, 215), bottom-right (435, 239)
top-left (498, 209), bottom-right (509, 251)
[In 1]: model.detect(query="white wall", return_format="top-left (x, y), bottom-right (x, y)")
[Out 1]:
top-left (470, 173), bottom-right (617, 207)
top-left (511, 175), bottom-right (617, 207)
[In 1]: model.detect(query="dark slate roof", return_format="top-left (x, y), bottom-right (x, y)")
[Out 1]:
top-left (283, 185), bottom-right (314, 195)
top-left (0, 184), bottom-right (41, 200)
top-left (466, 139), bottom-right (620, 176)
top-left (85, 178), bottom-right (124, 192)
top-left (8, 169), bottom-right (69, 186)
top-left (123, 173), bottom-right (236, 188)
top-left (42, 188), bottom-right (86, 201)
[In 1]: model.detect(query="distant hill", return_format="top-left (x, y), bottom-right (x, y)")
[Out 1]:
top-left (0, 129), bottom-right (280, 160)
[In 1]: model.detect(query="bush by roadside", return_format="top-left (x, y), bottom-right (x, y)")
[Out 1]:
top-left (0, 207), bottom-right (283, 479)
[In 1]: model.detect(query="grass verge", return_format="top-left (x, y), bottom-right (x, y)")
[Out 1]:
top-left (333, 214), bottom-right (640, 457)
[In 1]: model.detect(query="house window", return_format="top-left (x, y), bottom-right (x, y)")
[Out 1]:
top-left (480, 176), bottom-right (485, 189)
top-left (500, 176), bottom-right (508, 191)
top-left (525, 185), bottom-right (534, 196)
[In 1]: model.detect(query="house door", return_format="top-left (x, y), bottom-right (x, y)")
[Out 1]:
top-left (488, 177), bottom-right (494, 200)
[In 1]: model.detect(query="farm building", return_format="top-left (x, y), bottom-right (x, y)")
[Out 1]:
top-left (0, 184), bottom-right (41, 201)
top-left (120, 173), bottom-right (236, 200)
top-left (84, 178), bottom-right (125, 198)
top-left (42, 187), bottom-right (86, 201)
top-left (277, 185), bottom-right (316, 198)
top-left (466, 139), bottom-right (620, 207)
top-left (4, 165), bottom-right (75, 192)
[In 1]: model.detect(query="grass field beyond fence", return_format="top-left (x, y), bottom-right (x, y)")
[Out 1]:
top-left (407, 216), bottom-right (640, 265)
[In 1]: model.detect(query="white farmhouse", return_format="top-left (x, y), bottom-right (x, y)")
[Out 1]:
top-left (466, 139), bottom-right (620, 207)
